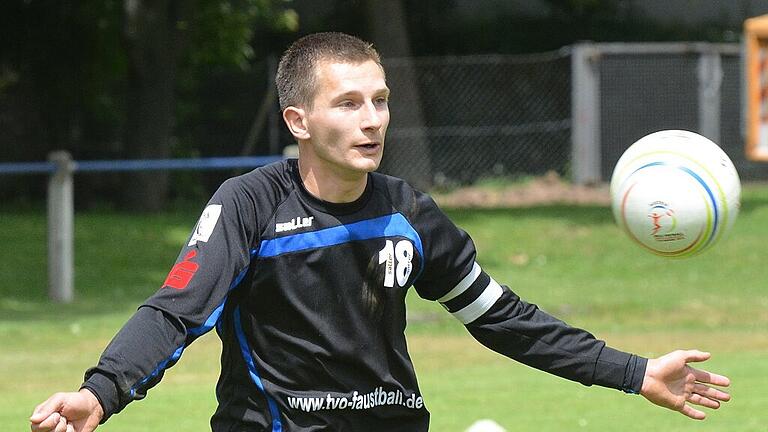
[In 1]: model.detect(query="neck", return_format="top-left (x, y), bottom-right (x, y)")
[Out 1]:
top-left (298, 159), bottom-right (368, 203)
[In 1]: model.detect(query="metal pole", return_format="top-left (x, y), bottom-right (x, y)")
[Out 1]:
top-left (47, 150), bottom-right (74, 303)
top-left (571, 43), bottom-right (602, 184)
top-left (697, 47), bottom-right (723, 145)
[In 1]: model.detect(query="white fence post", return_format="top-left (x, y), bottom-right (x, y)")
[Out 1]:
top-left (571, 43), bottom-right (602, 185)
top-left (697, 47), bottom-right (723, 145)
top-left (47, 150), bottom-right (74, 303)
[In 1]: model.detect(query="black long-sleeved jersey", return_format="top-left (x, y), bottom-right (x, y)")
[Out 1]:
top-left (82, 159), bottom-right (646, 431)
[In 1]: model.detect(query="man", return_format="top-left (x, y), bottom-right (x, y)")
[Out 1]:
top-left (31, 32), bottom-right (730, 432)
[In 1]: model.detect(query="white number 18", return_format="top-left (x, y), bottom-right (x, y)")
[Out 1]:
top-left (378, 240), bottom-right (413, 288)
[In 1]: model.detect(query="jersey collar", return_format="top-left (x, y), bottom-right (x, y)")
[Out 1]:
top-left (288, 159), bottom-right (374, 215)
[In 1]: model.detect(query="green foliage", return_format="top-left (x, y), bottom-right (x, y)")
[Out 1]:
top-left (186, 0), bottom-right (298, 69)
top-left (0, 0), bottom-right (298, 206)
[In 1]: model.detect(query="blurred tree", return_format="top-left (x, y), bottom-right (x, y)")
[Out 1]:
top-left (121, 0), bottom-right (180, 211)
top-left (363, 0), bottom-right (432, 190)
top-left (0, 0), bottom-right (297, 210)
top-left (0, 0), bottom-right (126, 203)
top-left (123, 0), bottom-right (297, 211)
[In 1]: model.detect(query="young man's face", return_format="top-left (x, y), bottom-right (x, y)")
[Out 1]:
top-left (302, 59), bottom-right (390, 179)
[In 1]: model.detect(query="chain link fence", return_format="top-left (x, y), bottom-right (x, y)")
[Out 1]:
top-left (6, 43), bottom-right (768, 205)
top-left (379, 43), bottom-right (768, 190)
top-left (595, 43), bottom-right (768, 182)
top-left (382, 51), bottom-right (572, 189)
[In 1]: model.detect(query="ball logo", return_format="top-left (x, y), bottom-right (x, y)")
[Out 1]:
top-left (647, 201), bottom-right (684, 242)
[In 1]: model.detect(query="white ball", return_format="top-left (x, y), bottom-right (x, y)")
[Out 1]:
top-left (609, 130), bottom-right (741, 257)
top-left (465, 419), bottom-right (507, 432)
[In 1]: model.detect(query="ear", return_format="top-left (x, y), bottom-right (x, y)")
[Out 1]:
top-left (283, 107), bottom-right (310, 141)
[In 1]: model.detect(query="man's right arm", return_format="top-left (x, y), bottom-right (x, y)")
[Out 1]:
top-left (86, 179), bottom-right (258, 421)
top-left (80, 305), bottom-right (210, 421)
top-left (31, 177), bottom-right (259, 429)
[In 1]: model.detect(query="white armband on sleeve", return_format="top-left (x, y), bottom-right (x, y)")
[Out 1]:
top-left (438, 262), bottom-right (503, 324)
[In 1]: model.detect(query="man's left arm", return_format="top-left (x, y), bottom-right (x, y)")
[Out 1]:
top-left (460, 281), bottom-right (730, 418)
top-left (439, 270), bottom-right (646, 392)
top-left (409, 191), bottom-right (729, 418)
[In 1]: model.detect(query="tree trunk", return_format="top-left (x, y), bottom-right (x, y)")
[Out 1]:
top-left (121, 0), bottom-right (181, 211)
top-left (363, 0), bottom-right (432, 190)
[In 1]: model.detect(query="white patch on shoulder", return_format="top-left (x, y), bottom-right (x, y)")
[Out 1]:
top-left (188, 204), bottom-right (222, 246)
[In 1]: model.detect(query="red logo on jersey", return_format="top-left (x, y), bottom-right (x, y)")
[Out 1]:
top-left (163, 250), bottom-right (199, 290)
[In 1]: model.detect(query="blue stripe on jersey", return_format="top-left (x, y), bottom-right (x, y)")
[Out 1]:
top-left (234, 306), bottom-right (283, 432)
top-left (130, 255), bottom-right (255, 398)
top-left (129, 344), bottom-right (185, 399)
top-left (257, 212), bottom-right (424, 263)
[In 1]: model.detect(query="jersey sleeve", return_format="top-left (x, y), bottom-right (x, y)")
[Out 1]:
top-left (80, 177), bottom-right (259, 421)
top-left (411, 192), bottom-right (646, 393)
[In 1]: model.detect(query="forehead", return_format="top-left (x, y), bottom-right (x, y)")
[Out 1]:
top-left (314, 60), bottom-right (387, 96)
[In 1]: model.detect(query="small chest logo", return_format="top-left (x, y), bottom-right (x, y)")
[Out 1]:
top-left (188, 204), bottom-right (222, 246)
top-left (276, 216), bottom-right (314, 233)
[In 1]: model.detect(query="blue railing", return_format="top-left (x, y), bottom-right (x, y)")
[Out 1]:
top-left (0, 155), bottom-right (283, 175)
top-left (0, 161), bottom-right (57, 174)
top-left (1, 152), bottom-right (285, 303)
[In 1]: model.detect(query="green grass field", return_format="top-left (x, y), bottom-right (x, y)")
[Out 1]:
top-left (2, 185), bottom-right (768, 431)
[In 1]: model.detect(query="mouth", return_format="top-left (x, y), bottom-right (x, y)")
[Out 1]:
top-left (354, 142), bottom-right (381, 153)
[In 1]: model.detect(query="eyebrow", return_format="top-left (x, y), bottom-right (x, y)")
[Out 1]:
top-left (333, 88), bottom-right (390, 98)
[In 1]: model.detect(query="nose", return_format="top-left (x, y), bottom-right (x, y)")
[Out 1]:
top-left (360, 101), bottom-right (384, 131)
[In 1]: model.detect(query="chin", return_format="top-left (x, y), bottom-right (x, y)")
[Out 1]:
top-left (361, 159), bottom-right (381, 172)
top-left (350, 156), bottom-right (381, 173)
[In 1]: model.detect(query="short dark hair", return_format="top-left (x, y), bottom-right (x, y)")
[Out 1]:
top-left (276, 32), bottom-right (382, 111)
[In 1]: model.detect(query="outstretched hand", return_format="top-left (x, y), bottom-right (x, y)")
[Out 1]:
top-left (30, 389), bottom-right (103, 432)
top-left (640, 350), bottom-right (730, 420)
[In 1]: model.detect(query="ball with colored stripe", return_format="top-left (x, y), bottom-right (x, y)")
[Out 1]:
top-left (609, 130), bottom-right (741, 257)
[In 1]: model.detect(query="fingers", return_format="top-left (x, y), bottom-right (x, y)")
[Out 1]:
top-left (30, 412), bottom-right (60, 431)
top-left (679, 404), bottom-right (707, 420)
top-left (54, 415), bottom-right (68, 432)
top-left (681, 381), bottom-right (731, 420)
top-left (688, 393), bottom-right (721, 410)
top-left (693, 383), bottom-right (731, 402)
top-left (30, 412), bottom-right (72, 432)
top-left (691, 367), bottom-right (731, 387)
top-left (680, 350), bottom-right (711, 363)
top-left (30, 394), bottom-right (66, 423)
top-left (681, 350), bottom-right (731, 387)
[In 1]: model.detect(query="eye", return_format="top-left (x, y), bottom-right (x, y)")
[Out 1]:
top-left (374, 96), bottom-right (389, 106)
top-left (338, 100), bottom-right (357, 109)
